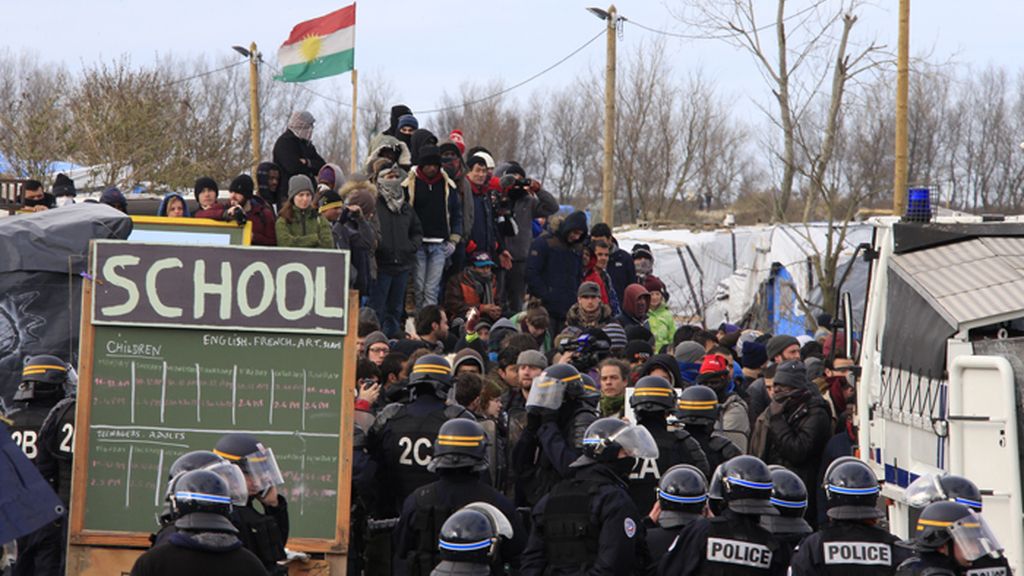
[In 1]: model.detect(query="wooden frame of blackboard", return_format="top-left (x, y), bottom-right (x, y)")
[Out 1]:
top-left (129, 215), bottom-right (253, 245)
top-left (69, 277), bottom-right (358, 569)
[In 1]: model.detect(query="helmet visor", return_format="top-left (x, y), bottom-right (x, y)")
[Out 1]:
top-left (905, 472), bottom-right (947, 508)
top-left (244, 447), bottom-right (284, 493)
top-left (610, 424), bottom-right (659, 460)
top-left (203, 461), bottom-right (249, 506)
top-left (463, 502), bottom-right (514, 540)
top-left (949, 512), bottom-right (1003, 562)
top-left (525, 375), bottom-right (567, 411)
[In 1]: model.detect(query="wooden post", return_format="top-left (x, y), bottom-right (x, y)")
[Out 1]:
top-left (892, 0), bottom-right (910, 216)
top-left (249, 42), bottom-right (262, 176)
top-left (350, 69), bottom-right (359, 175)
top-left (601, 5), bottom-right (617, 226)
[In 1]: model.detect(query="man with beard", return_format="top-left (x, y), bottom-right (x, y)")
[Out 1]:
top-left (565, 281), bottom-right (615, 330)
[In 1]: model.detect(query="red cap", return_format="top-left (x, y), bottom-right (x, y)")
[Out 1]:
top-left (449, 129), bottom-right (466, 154)
top-left (643, 274), bottom-right (665, 295)
top-left (699, 354), bottom-right (730, 375)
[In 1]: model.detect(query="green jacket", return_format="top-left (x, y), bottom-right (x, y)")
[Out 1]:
top-left (648, 303), bottom-right (676, 353)
top-left (275, 207), bottom-right (333, 249)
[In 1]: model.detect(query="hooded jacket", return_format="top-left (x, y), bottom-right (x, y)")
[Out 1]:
top-left (444, 267), bottom-right (499, 322)
top-left (763, 392), bottom-right (831, 523)
top-left (333, 179), bottom-right (379, 296)
top-left (606, 243), bottom-right (637, 300)
top-left (272, 128), bottom-right (325, 183)
top-left (506, 185), bottom-right (559, 261)
top-left (614, 284), bottom-right (651, 330)
top-left (639, 354), bottom-right (684, 388)
top-left (365, 134), bottom-right (412, 172)
top-left (525, 211), bottom-right (589, 319)
top-left (382, 104), bottom-right (412, 137)
top-left (408, 129), bottom-right (438, 164)
top-left (156, 193), bottom-right (191, 217)
top-left (647, 302), bottom-right (676, 353)
top-left (375, 186), bottom-right (423, 273)
top-left (129, 530), bottom-right (266, 576)
top-left (256, 161), bottom-right (284, 208)
top-left (317, 162), bottom-right (345, 192)
top-left (275, 186), bottom-right (333, 249)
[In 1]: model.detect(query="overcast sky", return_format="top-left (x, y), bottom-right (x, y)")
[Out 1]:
top-left (6, 1), bottom-right (1024, 124)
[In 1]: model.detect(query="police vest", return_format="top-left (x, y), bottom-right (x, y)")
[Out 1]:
top-left (519, 403), bottom-right (594, 508)
top-left (38, 398), bottom-right (76, 505)
top-left (628, 425), bottom-right (707, 514)
top-left (6, 402), bottom-right (56, 461)
top-left (700, 516), bottom-right (777, 576)
top-left (379, 403), bottom-right (471, 506)
top-left (542, 477), bottom-right (606, 571)
top-left (812, 524), bottom-right (899, 576)
top-left (965, 555), bottom-right (1012, 576)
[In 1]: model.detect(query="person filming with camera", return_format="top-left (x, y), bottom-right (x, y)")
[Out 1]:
top-left (223, 174), bottom-right (277, 246)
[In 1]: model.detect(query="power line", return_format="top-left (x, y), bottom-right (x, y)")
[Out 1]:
top-left (623, 3), bottom-right (822, 41)
top-left (159, 60), bottom-right (247, 88)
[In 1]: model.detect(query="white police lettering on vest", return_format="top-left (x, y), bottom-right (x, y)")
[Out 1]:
top-left (707, 538), bottom-right (772, 568)
top-left (966, 569), bottom-right (1008, 576)
top-left (823, 542), bottom-right (892, 565)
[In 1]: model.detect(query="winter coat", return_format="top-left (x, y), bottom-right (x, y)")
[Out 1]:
top-left (715, 393), bottom-right (751, 453)
top-left (444, 269), bottom-right (499, 322)
top-left (466, 181), bottom-right (504, 256)
top-left (506, 186), bottom-right (559, 261)
top-left (614, 283), bottom-right (650, 330)
top-left (647, 303), bottom-right (676, 354)
top-left (156, 193), bottom-right (190, 217)
top-left (403, 167), bottom-right (463, 244)
top-left (364, 133), bottom-right (412, 172)
top-left (374, 193), bottom-right (423, 274)
top-left (243, 196), bottom-right (278, 246)
top-left (606, 245), bottom-right (637, 300)
top-left (275, 206), bottom-right (333, 249)
top-left (763, 393), bottom-right (832, 522)
top-left (129, 531), bottom-right (266, 576)
top-left (525, 211), bottom-right (589, 319)
top-left (272, 128), bottom-right (325, 182)
top-left (336, 179), bottom-right (379, 296)
top-left (194, 203), bottom-right (227, 220)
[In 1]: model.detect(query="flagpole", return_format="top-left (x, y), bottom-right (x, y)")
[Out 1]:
top-left (350, 68), bottom-right (359, 174)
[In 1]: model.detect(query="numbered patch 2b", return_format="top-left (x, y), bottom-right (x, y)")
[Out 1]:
top-left (706, 537), bottom-right (773, 569)
top-left (822, 542), bottom-right (892, 566)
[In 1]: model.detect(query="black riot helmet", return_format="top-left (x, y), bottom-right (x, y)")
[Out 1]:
top-left (574, 417), bottom-right (658, 466)
top-left (15, 355), bottom-right (70, 401)
top-left (166, 450), bottom-right (247, 506)
top-left (906, 472), bottom-right (983, 512)
top-left (169, 470), bottom-right (237, 533)
top-left (526, 363), bottom-right (584, 411)
top-left (658, 464), bottom-right (708, 527)
top-left (436, 503), bottom-right (514, 569)
top-left (213, 433), bottom-right (284, 495)
top-left (707, 455), bottom-right (778, 516)
top-left (823, 457), bottom-right (882, 520)
top-left (902, 501), bottom-right (1003, 561)
top-left (168, 450), bottom-right (224, 482)
top-left (630, 376), bottom-right (677, 413)
top-left (676, 385), bottom-right (720, 425)
top-left (408, 354), bottom-right (453, 399)
top-left (762, 465), bottom-right (812, 535)
top-left (429, 418), bottom-right (488, 473)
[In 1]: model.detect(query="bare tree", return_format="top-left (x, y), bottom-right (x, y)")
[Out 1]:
top-left (0, 51), bottom-right (72, 180)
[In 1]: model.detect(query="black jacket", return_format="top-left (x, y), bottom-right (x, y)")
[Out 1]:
top-left (272, 129), bottom-right (325, 182)
top-left (231, 496), bottom-right (289, 571)
top-left (526, 211), bottom-right (589, 319)
top-left (375, 194), bottom-right (423, 274)
top-left (764, 394), bottom-right (833, 527)
top-left (130, 531), bottom-right (267, 576)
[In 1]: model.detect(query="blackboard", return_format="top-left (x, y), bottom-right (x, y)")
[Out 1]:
top-left (70, 242), bottom-right (355, 557)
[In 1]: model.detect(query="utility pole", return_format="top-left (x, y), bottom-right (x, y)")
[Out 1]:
top-left (893, 0), bottom-right (909, 216)
top-left (350, 69), bottom-right (359, 174)
top-left (601, 5), bottom-right (618, 226)
top-left (248, 42), bottom-right (261, 176)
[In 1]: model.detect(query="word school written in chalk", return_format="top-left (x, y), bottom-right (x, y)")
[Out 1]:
top-left (92, 242), bottom-right (349, 334)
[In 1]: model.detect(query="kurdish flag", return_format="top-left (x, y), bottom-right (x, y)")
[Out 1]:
top-left (276, 4), bottom-right (356, 83)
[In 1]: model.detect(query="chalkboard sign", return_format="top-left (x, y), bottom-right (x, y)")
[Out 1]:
top-left (70, 241), bottom-right (355, 558)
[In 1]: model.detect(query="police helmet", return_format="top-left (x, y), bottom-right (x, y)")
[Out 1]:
top-left (409, 354), bottom-right (453, 398)
top-left (762, 465), bottom-right (812, 535)
top-left (213, 433), bottom-right (284, 495)
top-left (168, 450), bottom-right (224, 482)
top-left (630, 376), bottom-right (677, 413)
top-left (676, 385), bottom-right (720, 425)
top-left (901, 501), bottom-right (1003, 561)
top-left (15, 355), bottom-right (69, 401)
top-left (429, 418), bottom-right (489, 473)
top-left (170, 469), bottom-right (238, 533)
top-left (526, 364), bottom-right (583, 412)
top-left (166, 450), bottom-right (247, 505)
top-left (573, 417), bottom-right (658, 467)
top-left (823, 457), bottom-right (882, 520)
top-left (658, 464), bottom-right (708, 527)
top-left (707, 455), bottom-right (777, 516)
top-left (906, 472), bottom-right (983, 512)
top-left (578, 373), bottom-right (599, 399)
top-left (436, 502), bottom-right (514, 571)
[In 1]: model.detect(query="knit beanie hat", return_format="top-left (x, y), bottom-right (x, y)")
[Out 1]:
top-left (623, 340), bottom-right (653, 364)
top-left (100, 187), bottom-right (127, 210)
top-left (766, 335), bottom-right (800, 361)
top-left (397, 114), bottom-right (418, 131)
top-left (516, 350), bottom-right (548, 369)
top-left (773, 360), bottom-right (808, 389)
top-left (602, 321), bottom-right (628, 350)
top-left (740, 341), bottom-right (768, 370)
top-left (194, 176), bottom-right (219, 202)
top-left (229, 175), bottom-right (254, 199)
top-left (362, 331), bottom-right (389, 352)
top-left (318, 189), bottom-right (344, 213)
top-left (287, 175), bottom-right (314, 201)
top-left (643, 275), bottom-right (667, 300)
top-left (52, 173), bottom-right (76, 197)
top-left (448, 129), bottom-right (466, 154)
top-left (674, 341), bottom-right (705, 364)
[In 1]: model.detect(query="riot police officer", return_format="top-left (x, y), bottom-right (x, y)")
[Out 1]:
top-left (895, 501), bottom-right (1005, 576)
top-left (370, 354), bottom-right (475, 514)
top-left (129, 470), bottom-right (266, 576)
top-left (8, 356), bottom-right (71, 576)
top-left (761, 466), bottom-right (812, 557)
top-left (151, 450), bottom-right (247, 547)
top-left (789, 457), bottom-right (909, 575)
top-left (676, 385), bottom-right (742, 473)
top-left (213, 433), bottom-right (289, 575)
top-left (646, 464), bottom-right (708, 559)
top-left (628, 376), bottom-right (710, 514)
top-left (521, 417), bottom-right (659, 575)
top-left (658, 455), bottom-right (786, 576)
top-left (905, 473), bottom-right (1011, 575)
top-left (432, 504), bottom-right (515, 576)
top-left (393, 418), bottom-right (525, 576)
top-left (511, 363), bottom-right (599, 508)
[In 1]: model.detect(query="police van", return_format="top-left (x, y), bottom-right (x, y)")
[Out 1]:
top-left (857, 211), bottom-right (1024, 571)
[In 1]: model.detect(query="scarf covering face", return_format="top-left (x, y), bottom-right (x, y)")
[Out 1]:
top-left (376, 168), bottom-right (407, 213)
top-left (288, 110), bottom-right (315, 141)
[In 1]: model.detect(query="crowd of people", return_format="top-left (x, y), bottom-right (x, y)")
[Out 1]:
top-left (4, 105), bottom-right (1011, 575)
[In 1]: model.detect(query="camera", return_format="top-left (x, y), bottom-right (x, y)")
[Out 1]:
top-left (513, 177), bottom-right (532, 189)
top-left (230, 207), bottom-right (248, 226)
top-left (559, 331), bottom-right (610, 373)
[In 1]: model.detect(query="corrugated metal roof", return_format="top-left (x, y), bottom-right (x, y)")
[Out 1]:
top-left (891, 236), bottom-right (1024, 326)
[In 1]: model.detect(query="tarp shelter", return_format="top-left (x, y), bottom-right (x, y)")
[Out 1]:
top-left (0, 204), bottom-right (131, 403)
top-left (616, 223), bottom-right (873, 336)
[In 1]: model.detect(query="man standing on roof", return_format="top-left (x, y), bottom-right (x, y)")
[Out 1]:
top-left (273, 110), bottom-right (325, 182)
